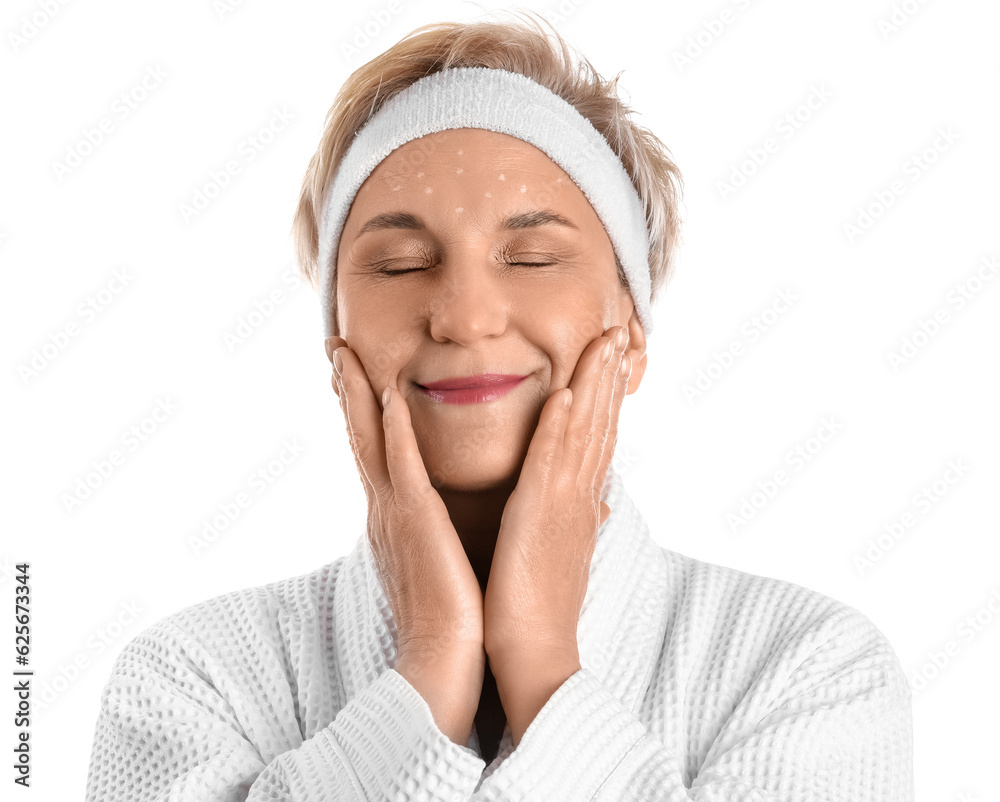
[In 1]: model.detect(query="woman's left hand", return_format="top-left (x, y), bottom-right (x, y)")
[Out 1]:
top-left (483, 325), bottom-right (632, 742)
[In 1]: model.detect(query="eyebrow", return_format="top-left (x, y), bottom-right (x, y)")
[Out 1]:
top-left (355, 209), bottom-right (579, 238)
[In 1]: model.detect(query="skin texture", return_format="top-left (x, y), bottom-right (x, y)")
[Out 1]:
top-left (323, 127), bottom-right (648, 760)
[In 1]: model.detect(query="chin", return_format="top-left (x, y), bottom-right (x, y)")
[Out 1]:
top-left (423, 441), bottom-right (525, 494)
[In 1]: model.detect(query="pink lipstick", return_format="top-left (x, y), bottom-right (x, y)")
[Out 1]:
top-left (417, 374), bottom-right (528, 405)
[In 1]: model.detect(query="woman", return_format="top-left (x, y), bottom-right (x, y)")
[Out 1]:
top-left (85, 12), bottom-right (913, 801)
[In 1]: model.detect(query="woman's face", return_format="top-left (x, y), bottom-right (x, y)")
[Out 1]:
top-left (336, 127), bottom-right (646, 493)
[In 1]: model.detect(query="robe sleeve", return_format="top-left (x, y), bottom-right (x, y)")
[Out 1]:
top-left (84, 626), bottom-right (487, 801)
top-left (471, 610), bottom-right (914, 801)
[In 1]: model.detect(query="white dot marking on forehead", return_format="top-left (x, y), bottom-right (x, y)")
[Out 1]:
top-left (417, 172), bottom-right (424, 177)
top-left (392, 185), bottom-right (401, 191)
top-left (425, 187), bottom-right (433, 194)
top-left (456, 207), bottom-right (464, 213)
top-left (485, 192), bottom-right (492, 198)
top-left (457, 149), bottom-right (464, 155)
top-left (520, 185), bottom-right (527, 193)
top-left (498, 173), bottom-right (505, 181)
top-left (456, 168), bottom-right (463, 174)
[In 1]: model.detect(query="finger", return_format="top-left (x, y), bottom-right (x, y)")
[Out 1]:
top-left (325, 336), bottom-right (344, 367)
top-left (332, 353), bottom-right (376, 502)
top-left (326, 336), bottom-right (347, 397)
top-left (332, 369), bottom-right (374, 502)
top-left (589, 346), bottom-right (631, 500)
top-left (563, 327), bottom-right (622, 468)
top-left (591, 328), bottom-right (628, 460)
top-left (381, 385), bottom-right (439, 507)
top-left (515, 387), bottom-right (573, 494)
top-left (333, 345), bottom-right (391, 500)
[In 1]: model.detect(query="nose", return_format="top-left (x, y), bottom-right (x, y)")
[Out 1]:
top-left (427, 260), bottom-right (507, 344)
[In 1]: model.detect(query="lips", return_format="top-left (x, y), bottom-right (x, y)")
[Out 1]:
top-left (419, 374), bottom-right (527, 390)
top-left (417, 373), bottom-right (528, 405)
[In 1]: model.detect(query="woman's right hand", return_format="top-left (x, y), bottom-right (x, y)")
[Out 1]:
top-left (325, 337), bottom-right (486, 745)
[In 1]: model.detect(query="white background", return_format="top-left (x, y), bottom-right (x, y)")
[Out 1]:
top-left (3, 0), bottom-right (998, 798)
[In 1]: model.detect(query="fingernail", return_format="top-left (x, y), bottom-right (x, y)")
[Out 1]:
top-left (382, 386), bottom-right (391, 407)
top-left (601, 339), bottom-right (614, 363)
top-left (620, 354), bottom-right (632, 378)
top-left (324, 338), bottom-right (334, 364)
top-left (333, 349), bottom-right (343, 376)
top-left (615, 328), bottom-right (627, 349)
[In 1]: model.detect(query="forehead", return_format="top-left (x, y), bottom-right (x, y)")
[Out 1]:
top-left (369, 128), bottom-right (562, 178)
top-left (349, 128), bottom-right (593, 229)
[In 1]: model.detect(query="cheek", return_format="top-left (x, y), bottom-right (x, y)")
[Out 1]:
top-left (357, 333), bottom-right (423, 393)
top-left (531, 279), bottom-right (607, 335)
top-left (536, 318), bottom-right (600, 389)
top-left (339, 283), bottom-right (418, 381)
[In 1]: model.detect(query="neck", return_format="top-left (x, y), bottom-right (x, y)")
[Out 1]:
top-left (436, 475), bottom-right (518, 593)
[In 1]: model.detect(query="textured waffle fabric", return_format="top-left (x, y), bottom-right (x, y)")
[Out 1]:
top-left (85, 466), bottom-right (914, 800)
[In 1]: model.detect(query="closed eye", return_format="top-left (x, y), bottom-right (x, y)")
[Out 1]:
top-left (377, 260), bottom-right (555, 275)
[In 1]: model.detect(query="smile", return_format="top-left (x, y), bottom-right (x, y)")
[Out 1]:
top-left (416, 374), bottom-right (529, 405)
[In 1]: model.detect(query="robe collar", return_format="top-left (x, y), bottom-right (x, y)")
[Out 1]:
top-left (333, 464), bottom-right (671, 764)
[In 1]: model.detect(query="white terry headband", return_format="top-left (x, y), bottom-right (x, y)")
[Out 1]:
top-left (317, 66), bottom-right (654, 337)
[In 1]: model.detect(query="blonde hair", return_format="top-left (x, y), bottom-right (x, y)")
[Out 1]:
top-left (291, 9), bottom-right (683, 333)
